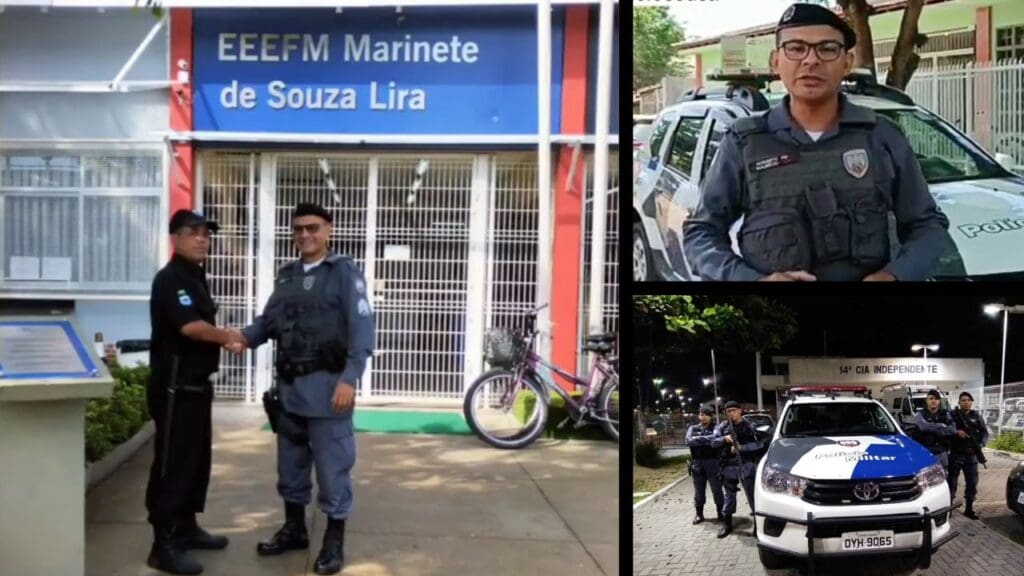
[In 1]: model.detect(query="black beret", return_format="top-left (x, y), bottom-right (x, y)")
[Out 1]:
top-left (926, 389), bottom-right (942, 399)
top-left (724, 400), bottom-right (741, 410)
top-left (169, 209), bottom-right (219, 234)
top-left (699, 405), bottom-right (715, 416)
top-left (959, 391), bottom-right (974, 401)
top-left (293, 202), bottom-right (332, 223)
top-left (777, 3), bottom-right (857, 49)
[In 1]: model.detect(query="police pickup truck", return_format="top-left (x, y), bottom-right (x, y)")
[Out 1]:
top-left (754, 386), bottom-right (957, 573)
top-left (633, 69), bottom-right (1024, 281)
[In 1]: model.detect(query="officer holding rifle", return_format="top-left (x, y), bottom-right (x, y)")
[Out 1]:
top-left (713, 400), bottom-right (769, 538)
top-left (949, 391), bottom-right (989, 519)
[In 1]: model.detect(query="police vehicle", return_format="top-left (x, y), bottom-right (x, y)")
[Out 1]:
top-left (632, 69), bottom-right (1024, 281)
top-left (754, 386), bottom-right (956, 572)
top-left (743, 409), bottom-right (775, 434)
top-left (1007, 460), bottom-right (1024, 518)
top-left (879, 384), bottom-right (952, 432)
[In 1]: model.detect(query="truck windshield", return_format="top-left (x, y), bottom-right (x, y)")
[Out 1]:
top-left (782, 402), bottom-right (897, 437)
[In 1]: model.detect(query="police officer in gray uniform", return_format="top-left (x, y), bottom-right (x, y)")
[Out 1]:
top-left (235, 202), bottom-right (374, 575)
top-left (682, 2), bottom-right (949, 281)
top-left (685, 406), bottom-right (725, 524)
top-left (912, 389), bottom-right (957, 468)
top-left (713, 401), bottom-right (769, 538)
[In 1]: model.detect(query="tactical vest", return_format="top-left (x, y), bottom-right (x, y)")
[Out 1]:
top-left (720, 419), bottom-right (766, 464)
top-left (268, 256), bottom-right (349, 380)
top-left (950, 409), bottom-right (983, 455)
top-left (733, 110), bottom-right (894, 281)
top-left (687, 424), bottom-right (720, 460)
top-left (915, 408), bottom-right (951, 454)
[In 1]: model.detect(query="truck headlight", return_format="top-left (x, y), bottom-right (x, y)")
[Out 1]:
top-left (762, 466), bottom-right (809, 497)
top-left (915, 463), bottom-right (946, 491)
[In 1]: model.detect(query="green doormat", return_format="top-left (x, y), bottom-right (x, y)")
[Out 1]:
top-left (261, 410), bottom-right (473, 436)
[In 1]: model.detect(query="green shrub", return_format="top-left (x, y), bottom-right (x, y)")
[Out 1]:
top-left (510, 388), bottom-right (611, 441)
top-left (85, 364), bottom-right (151, 463)
top-left (635, 440), bottom-right (661, 467)
top-left (988, 431), bottom-right (1024, 454)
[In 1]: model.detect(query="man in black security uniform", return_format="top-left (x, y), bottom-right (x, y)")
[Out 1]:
top-left (682, 2), bottom-right (949, 281)
top-left (949, 391), bottom-right (989, 519)
top-left (912, 388), bottom-right (957, 470)
top-left (713, 400), bottom-right (769, 538)
top-left (146, 210), bottom-right (244, 574)
top-left (685, 405), bottom-right (725, 524)
top-left (234, 202), bottom-right (375, 575)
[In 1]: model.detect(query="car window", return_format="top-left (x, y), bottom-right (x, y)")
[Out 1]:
top-left (648, 116), bottom-right (675, 161)
top-left (781, 402), bottom-right (896, 437)
top-left (666, 117), bottom-right (704, 178)
top-left (876, 109), bottom-right (1007, 183)
top-left (700, 120), bottom-right (729, 183)
top-left (892, 398), bottom-right (901, 410)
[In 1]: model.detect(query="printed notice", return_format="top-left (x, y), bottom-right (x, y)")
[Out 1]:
top-left (42, 257), bottom-right (72, 281)
top-left (9, 256), bottom-right (40, 280)
top-left (384, 245), bottom-right (412, 261)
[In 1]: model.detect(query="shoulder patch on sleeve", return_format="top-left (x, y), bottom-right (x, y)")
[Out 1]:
top-left (357, 298), bottom-right (371, 317)
top-left (178, 291), bottom-right (193, 306)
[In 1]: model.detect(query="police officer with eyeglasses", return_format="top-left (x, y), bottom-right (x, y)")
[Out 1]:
top-left (683, 2), bottom-right (949, 281)
top-left (231, 202), bottom-right (375, 575)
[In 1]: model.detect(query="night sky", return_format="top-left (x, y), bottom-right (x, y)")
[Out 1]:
top-left (638, 294), bottom-right (1024, 409)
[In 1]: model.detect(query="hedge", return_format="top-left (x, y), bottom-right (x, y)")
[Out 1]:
top-left (85, 364), bottom-right (150, 463)
top-left (512, 388), bottom-right (611, 441)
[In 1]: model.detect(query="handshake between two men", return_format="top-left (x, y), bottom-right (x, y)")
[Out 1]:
top-left (221, 327), bottom-right (247, 355)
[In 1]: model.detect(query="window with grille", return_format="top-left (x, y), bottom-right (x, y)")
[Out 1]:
top-left (996, 25), bottom-right (1024, 61)
top-left (0, 149), bottom-right (162, 295)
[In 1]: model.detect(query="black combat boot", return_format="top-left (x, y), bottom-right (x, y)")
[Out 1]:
top-left (715, 506), bottom-right (723, 521)
top-left (717, 515), bottom-right (733, 538)
top-left (148, 524), bottom-right (204, 575)
top-left (964, 499), bottom-right (979, 520)
top-left (177, 514), bottom-right (229, 550)
top-left (257, 502), bottom-right (309, 556)
top-left (692, 507), bottom-right (705, 525)
top-left (313, 518), bottom-right (345, 575)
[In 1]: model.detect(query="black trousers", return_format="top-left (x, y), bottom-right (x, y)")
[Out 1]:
top-left (145, 379), bottom-right (213, 528)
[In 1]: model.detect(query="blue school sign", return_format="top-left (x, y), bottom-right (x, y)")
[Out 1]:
top-left (193, 8), bottom-right (564, 136)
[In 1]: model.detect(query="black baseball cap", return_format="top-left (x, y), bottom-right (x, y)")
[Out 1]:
top-left (293, 202), bottom-right (332, 223)
top-left (777, 2), bottom-right (857, 49)
top-left (699, 405), bottom-right (715, 416)
top-left (169, 209), bottom-right (219, 234)
top-left (959, 391), bottom-right (974, 401)
top-left (724, 400), bottom-right (741, 410)
top-left (926, 389), bottom-right (942, 399)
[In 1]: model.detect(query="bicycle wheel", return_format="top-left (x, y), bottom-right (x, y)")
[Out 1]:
top-left (463, 369), bottom-right (549, 449)
top-left (598, 378), bottom-right (619, 442)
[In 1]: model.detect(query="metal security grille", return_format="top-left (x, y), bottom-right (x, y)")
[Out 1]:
top-left (579, 152), bottom-right (619, 374)
top-left (373, 156), bottom-right (474, 399)
top-left (201, 151), bottom-right (550, 403)
top-left (201, 152), bottom-right (259, 400)
top-left (485, 153), bottom-right (538, 342)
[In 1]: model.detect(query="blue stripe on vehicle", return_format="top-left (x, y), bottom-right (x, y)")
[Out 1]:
top-left (849, 435), bottom-right (938, 479)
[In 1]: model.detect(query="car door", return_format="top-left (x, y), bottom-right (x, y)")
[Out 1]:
top-left (654, 114), bottom-right (707, 274)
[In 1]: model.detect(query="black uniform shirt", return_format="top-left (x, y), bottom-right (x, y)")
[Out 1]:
top-left (149, 254), bottom-right (220, 383)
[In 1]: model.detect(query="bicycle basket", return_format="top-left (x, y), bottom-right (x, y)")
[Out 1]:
top-left (484, 328), bottom-right (525, 368)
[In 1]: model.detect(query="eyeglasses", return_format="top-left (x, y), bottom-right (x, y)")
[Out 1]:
top-left (292, 223), bottom-right (323, 235)
top-left (177, 228), bottom-right (211, 240)
top-left (778, 40), bottom-right (845, 62)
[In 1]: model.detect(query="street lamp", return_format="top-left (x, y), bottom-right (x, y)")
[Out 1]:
top-left (984, 304), bottom-right (1024, 436)
top-left (702, 377), bottom-right (720, 424)
top-left (911, 343), bottom-right (940, 387)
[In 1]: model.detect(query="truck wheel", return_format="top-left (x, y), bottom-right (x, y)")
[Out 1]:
top-left (633, 222), bottom-right (654, 281)
top-left (758, 546), bottom-right (788, 570)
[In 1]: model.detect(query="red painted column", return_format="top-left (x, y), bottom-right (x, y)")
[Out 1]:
top-left (551, 6), bottom-right (589, 391)
top-left (169, 8), bottom-right (195, 227)
top-left (974, 7), bottom-right (993, 151)
top-left (694, 53), bottom-right (703, 89)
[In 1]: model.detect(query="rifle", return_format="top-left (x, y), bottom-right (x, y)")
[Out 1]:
top-left (953, 409), bottom-right (988, 469)
top-left (723, 420), bottom-right (743, 469)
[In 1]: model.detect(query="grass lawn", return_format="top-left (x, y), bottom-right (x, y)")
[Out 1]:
top-left (632, 455), bottom-right (690, 503)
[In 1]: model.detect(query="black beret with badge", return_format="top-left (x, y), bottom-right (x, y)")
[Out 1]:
top-left (777, 2), bottom-right (857, 49)
top-left (293, 202), bottom-right (333, 223)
